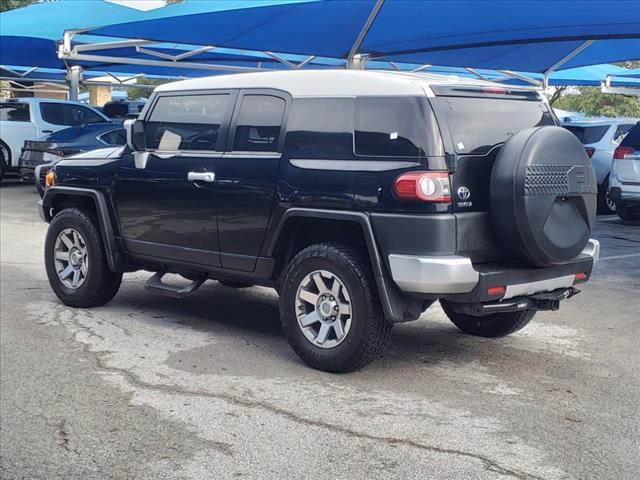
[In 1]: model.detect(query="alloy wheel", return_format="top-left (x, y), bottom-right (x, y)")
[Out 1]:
top-left (54, 228), bottom-right (89, 289)
top-left (295, 270), bottom-right (352, 349)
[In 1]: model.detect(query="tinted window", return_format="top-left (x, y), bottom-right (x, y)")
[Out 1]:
top-left (355, 97), bottom-right (442, 158)
top-left (613, 124), bottom-right (633, 143)
top-left (565, 125), bottom-right (610, 144)
top-left (102, 102), bottom-right (129, 119)
top-left (40, 103), bottom-right (105, 126)
top-left (0, 103), bottom-right (30, 122)
top-left (100, 129), bottom-right (126, 146)
top-left (285, 98), bottom-right (355, 158)
top-left (146, 94), bottom-right (231, 151)
top-left (620, 124), bottom-right (640, 148)
top-left (233, 95), bottom-right (285, 152)
top-left (437, 97), bottom-right (554, 155)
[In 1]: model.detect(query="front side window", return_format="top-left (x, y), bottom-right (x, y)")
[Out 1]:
top-left (40, 103), bottom-right (104, 126)
top-left (146, 94), bottom-right (231, 151)
top-left (0, 103), bottom-right (30, 122)
top-left (233, 95), bottom-right (285, 152)
top-left (99, 129), bottom-right (126, 146)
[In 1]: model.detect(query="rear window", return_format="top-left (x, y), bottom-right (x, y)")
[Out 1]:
top-left (355, 97), bottom-right (443, 158)
top-left (436, 96), bottom-right (555, 155)
top-left (565, 125), bottom-right (609, 145)
top-left (0, 103), bottom-right (30, 122)
top-left (620, 124), bottom-right (640, 148)
top-left (99, 129), bottom-right (126, 146)
top-left (40, 103), bottom-right (105, 126)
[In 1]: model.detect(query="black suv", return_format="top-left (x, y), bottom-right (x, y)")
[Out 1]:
top-left (39, 71), bottom-right (599, 372)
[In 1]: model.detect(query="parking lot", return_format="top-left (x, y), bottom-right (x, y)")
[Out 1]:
top-left (1, 180), bottom-right (639, 480)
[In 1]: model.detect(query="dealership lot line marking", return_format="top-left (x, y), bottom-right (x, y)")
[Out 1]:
top-left (598, 253), bottom-right (640, 261)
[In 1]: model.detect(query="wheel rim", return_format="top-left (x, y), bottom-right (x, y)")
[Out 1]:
top-left (54, 228), bottom-right (89, 289)
top-left (295, 270), bottom-right (352, 349)
top-left (606, 191), bottom-right (617, 212)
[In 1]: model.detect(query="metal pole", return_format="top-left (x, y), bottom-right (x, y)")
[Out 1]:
top-left (67, 65), bottom-right (82, 102)
top-left (346, 0), bottom-right (385, 68)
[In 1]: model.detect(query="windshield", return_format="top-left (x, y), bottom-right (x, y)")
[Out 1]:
top-left (436, 96), bottom-right (555, 155)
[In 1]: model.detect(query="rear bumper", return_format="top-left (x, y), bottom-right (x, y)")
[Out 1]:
top-left (389, 239), bottom-right (599, 302)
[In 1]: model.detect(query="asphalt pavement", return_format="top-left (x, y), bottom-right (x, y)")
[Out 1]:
top-left (1, 180), bottom-right (639, 480)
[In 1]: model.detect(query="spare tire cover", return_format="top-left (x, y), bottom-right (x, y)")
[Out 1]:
top-left (490, 126), bottom-right (597, 267)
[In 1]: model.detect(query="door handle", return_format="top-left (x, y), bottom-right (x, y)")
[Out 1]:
top-left (187, 171), bottom-right (215, 183)
top-left (41, 130), bottom-right (53, 134)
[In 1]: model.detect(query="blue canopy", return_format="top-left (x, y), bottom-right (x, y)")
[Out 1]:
top-left (0, 0), bottom-right (333, 78)
top-left (87, 0), bottom-right (640, 73)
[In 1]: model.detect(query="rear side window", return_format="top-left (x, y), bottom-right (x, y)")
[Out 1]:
top-left (613, 124), bottom-right (633, 143)
top-left (355, 97), bottom-right (442, 157)
top-left (146, 94), bottom-right (231, 151)
top-left (565, 125), bottom-right (609, 145)
top-left (620, 124), bottom-right (640, 148)
top-left (40, 103), bottom-right (105, 126)
top-left (437, 96), bottom-right (555, 155)
top-left (99, 129), bottom-right (126, 146)
top-left (0, 103), bottom-right (30, 122)
top-left (232, 95), bottom-right (285, 152)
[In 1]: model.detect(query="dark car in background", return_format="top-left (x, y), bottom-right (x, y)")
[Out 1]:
top-left (610, 122), bottom-right (640, 221)
top-left (19, 123), bottom-right (126, 187)
top-left (101, 100), bottom-right (146, 122)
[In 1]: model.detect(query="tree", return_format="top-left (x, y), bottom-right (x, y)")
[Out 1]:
top-left (0, 0), bottom-right (34, 12)
top-left (126, 76), bottom-right (171, 100)
top-left (553, 87), bottom-right (640, 117)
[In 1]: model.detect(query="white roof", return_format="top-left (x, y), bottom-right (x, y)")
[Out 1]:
top-left (155, 69), bottom-right (514, 98)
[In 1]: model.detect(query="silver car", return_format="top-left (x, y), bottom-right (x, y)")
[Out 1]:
top-left (563, 119), bottom-right (638, 214)
top-left (610, 122), bottom-right (640, 221)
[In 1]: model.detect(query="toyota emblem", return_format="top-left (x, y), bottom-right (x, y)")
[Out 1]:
top-left (457, 186), bottom-right (471, 200)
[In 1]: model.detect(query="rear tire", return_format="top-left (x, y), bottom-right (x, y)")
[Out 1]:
top-left (45, 208), bottom-right (122, 308)
top-left (441, 300), bottom-right (535, 338)
top-left (0, 143), bottom-right (7, 184)
top-left (597, 176), bottom-right (616, 214)
top-left (616, 205), bottom-right (640, 221)
top-left (280, 243), bottom-right (391, 372)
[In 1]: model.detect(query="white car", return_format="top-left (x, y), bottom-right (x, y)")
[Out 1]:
top-left (0, 98), bottom-right (110, 182)
top-left (563, 118), bottom-right (638, 214)
top-left (610, 122), bottom-right (640, 221)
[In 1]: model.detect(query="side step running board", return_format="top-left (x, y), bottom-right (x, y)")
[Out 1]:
top-left (144, 272), bottom-right (206, 299)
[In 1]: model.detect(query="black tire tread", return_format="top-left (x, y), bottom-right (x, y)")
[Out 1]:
top-left (440, 300), bottom-right (535, 338)
top-left (45, 208), bottom-right (122, 308)
top-left (280, 242), bottom-right (392, 373)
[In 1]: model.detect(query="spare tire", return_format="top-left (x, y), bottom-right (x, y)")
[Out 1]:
top-left (490, 126), bottom-right (597, 267)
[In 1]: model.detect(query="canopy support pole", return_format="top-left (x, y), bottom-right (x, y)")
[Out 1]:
top-left (542, 40), bottom-right (595, 88)
top-left (497, 70), bottom-right (542, 87)
top-left (67, 65), bottom-right (82, 102)
top-left (411, 64), bottom-right (432, 73)
top-left (347, 0), bottom-right (385, 68)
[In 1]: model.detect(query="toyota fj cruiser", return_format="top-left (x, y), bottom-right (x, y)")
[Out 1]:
top-left (40, 71), bottom-right (599, 372)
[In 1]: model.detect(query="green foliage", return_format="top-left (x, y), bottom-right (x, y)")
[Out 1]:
top-left (0, 0), bottom-right (33, 13)
top-left (126, 77), bottom-right (172, 100)
top-left (553, 87), bottom-right (640, 118)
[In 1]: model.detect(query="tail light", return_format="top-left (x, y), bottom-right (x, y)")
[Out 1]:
top-left (394, 171), bottom-right (451, 203)
top-left (584, 147), bottom-right (595, 158)
top-left (614, 146), bottom-right (634, 160)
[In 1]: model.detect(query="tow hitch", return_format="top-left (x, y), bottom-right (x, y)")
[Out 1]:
top-left (447, 287), bottom-right (580, 317)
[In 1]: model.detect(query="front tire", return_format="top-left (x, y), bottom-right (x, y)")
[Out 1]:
top-left (440, 300), bottom-right (535, 338)
top-left (45, 208), bottom-right (122, 308)
top-left (280, 243), bottom-right (391, 373)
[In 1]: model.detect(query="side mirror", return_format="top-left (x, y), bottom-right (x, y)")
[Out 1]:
top-left (124, 118), bottom-right (146, 152)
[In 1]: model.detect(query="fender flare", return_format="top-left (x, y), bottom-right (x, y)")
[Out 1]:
top-left (41, 186), bottom-right (124, 272)
top-left (267, 208), bottom-right (424, 323)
